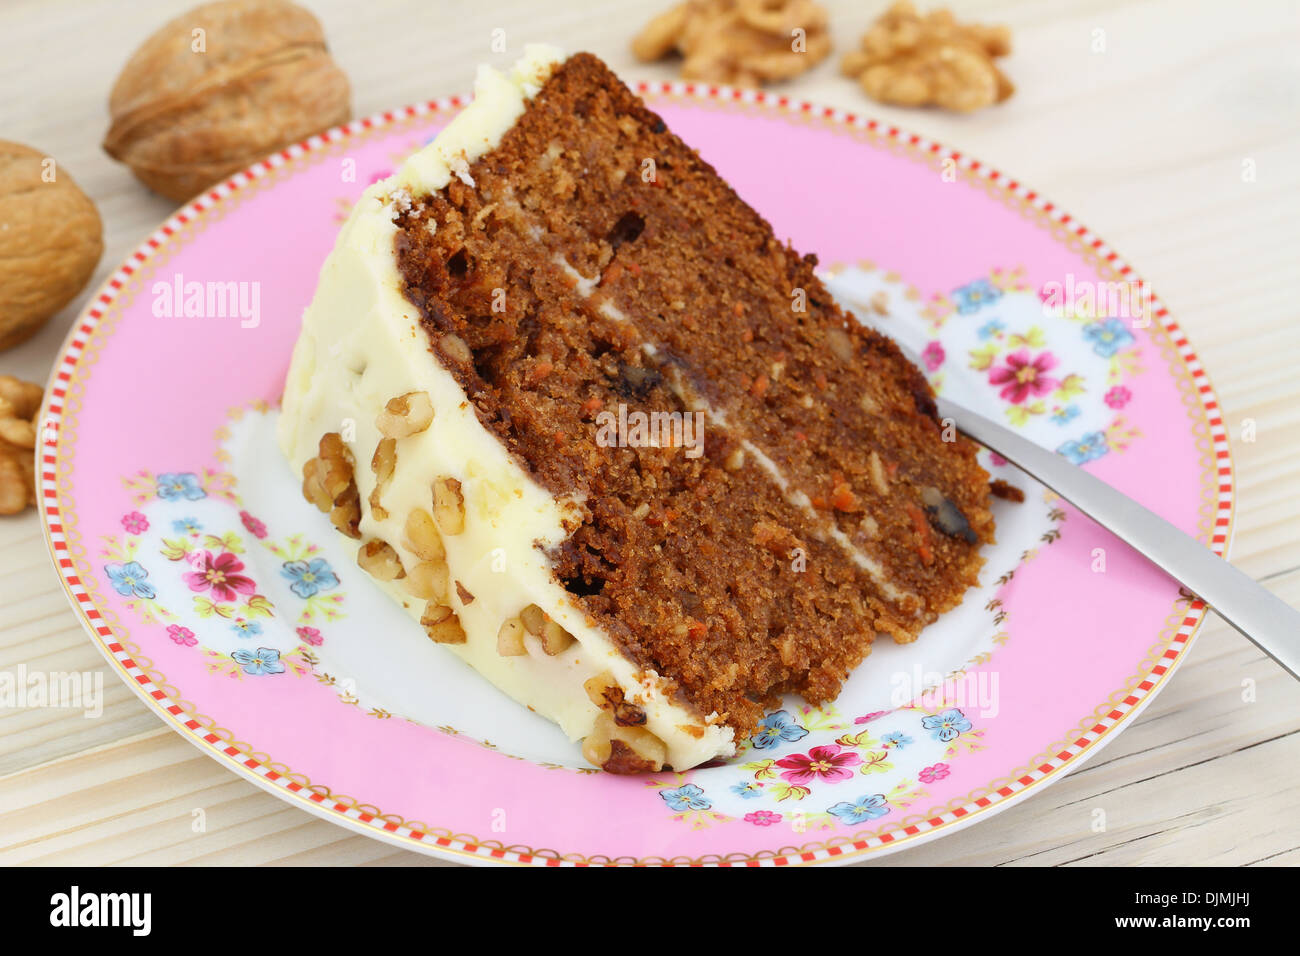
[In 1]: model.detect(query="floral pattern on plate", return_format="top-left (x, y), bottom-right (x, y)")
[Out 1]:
top-left (648, 702), bottom-right (986, 831)
top-left (921, 268), bottom-right (1144, 461)
top-left (102, 466), bottom-right (342, 682)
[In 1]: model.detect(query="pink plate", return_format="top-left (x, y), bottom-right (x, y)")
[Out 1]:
top-left (39, 81), bottom-right (1233, 866)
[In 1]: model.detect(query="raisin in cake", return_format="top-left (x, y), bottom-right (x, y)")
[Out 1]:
top-left (279, 46), bottom-right (994, 773)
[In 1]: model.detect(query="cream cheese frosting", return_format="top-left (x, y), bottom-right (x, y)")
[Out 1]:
top-left (278, 45), bottom-right (735, 771)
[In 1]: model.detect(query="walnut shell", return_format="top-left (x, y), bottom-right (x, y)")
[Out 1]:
top-left (0, 141), bottom-right (104, 350)
top-left (103, 0), bottom-right (351, 201)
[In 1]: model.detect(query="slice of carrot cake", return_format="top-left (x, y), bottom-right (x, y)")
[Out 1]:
top-left (278, 45), bottom-right (994, 773)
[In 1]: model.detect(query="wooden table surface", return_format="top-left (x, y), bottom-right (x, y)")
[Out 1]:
top-left (1, 0), bottom-right (1298, 866)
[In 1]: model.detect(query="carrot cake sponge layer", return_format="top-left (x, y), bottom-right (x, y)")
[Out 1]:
top-left (279, 47), bottom-right (994, 773)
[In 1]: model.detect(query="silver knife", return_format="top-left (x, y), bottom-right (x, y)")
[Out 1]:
top-left (937, 396), bottom-right (1300, 679)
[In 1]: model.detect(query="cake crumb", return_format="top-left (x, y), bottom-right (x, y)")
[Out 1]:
top-left (989, 478), bottom-right (1024, 502)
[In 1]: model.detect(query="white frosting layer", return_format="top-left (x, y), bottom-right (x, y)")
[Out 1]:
top-left (278, 45), bottom-right (734, 771)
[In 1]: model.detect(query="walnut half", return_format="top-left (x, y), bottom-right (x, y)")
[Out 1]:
top-left (0, 376), bottom-right (41, 515)
top-left (633, 0), bottom-right (831, 88)
top-left (841, 1), bottom-right (1014, 113)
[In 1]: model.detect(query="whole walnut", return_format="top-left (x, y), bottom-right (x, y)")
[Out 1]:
top-left (0, 141), bottom-right (104, 350)
top-left (103, 0), bottom-right (351, 201)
